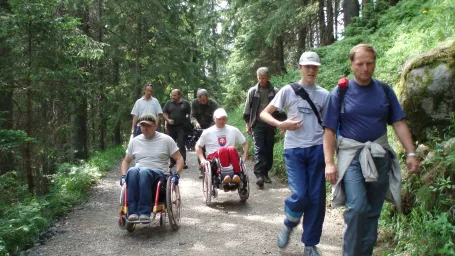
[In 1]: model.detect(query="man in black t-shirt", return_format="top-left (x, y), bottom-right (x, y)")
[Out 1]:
top-left (163, 89), bottom-right (191, 169)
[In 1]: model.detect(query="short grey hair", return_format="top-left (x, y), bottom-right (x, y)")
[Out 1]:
top-left (256, 67), bottom-right (270, 77)
top-left (197, 88), bottom-right (209, 98)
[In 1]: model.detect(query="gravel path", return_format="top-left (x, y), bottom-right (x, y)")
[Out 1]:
top-left (27, 151), bottom-right (343, 256)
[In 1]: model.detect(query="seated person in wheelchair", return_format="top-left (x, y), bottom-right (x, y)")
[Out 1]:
top-left (195, 108), bottom-right (249, 184)
top-left (120, 113), bottom-right (184, 221)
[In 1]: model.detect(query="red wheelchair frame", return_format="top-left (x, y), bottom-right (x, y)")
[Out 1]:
top-left (118, 173), bottom-right (181, 232)
top-left (202, 157), bottom-right (249, 205)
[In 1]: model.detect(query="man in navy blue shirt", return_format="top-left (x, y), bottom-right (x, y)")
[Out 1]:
top-left (322, 44), bottom-right (419, 256)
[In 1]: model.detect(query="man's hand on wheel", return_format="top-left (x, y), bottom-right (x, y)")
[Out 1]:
top-left (172, 173), bottom-right (180, 185)
top-left (120, 175), bottom-right (126, 186)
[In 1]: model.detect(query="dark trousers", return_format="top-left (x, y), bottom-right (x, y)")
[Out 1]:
top-left (167, 125), bottom-right (186, 164)
top-left (252, 122), bottom-right (276, 178)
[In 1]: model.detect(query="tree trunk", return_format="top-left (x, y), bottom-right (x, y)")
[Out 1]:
top-left (25, 19), bottom-right (33, 193)
top-left (72, 5), bottom-right (90, 160)
top-left (135, 3), bottom-right (142, 98)
top-left (274, 35), bottom-right (286, 74)
top-left (343, 0), bottom-right (360, 29)
top-left (112, 57), bottom-right (121, 145)
top-left (389, 0), bottom-right (399, 6)
top-left (97, 0), bottom-right (106, 150)
top-left (318, 0), bottom-right (327, 46)
top-left (72, 94), bottom-right (88, 160)
top-left (0, 0), bottom-right (14, 175)
top-left (296, 26), bottom-right (307, 60)
top-left (326, 0), bottom-right (335, 44)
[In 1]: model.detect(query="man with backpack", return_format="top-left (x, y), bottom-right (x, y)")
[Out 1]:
top-left (243, 67), bottom-right (280, 188)
top-left (322, 44), bottom-right (419, 255)
top-left (260, 52), bottom-right (330, 255)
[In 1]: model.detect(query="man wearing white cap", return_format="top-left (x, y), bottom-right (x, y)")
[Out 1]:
top-left (195, 108), bottom-right (249, 184)
top-left (260, 52), bottom-right (330, 255)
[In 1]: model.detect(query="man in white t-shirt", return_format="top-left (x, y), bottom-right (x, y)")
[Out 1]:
top-left (120, 113), bottom-right (183, 221)
top-left (260, 52), bottom-right (330, 255)
top-left (130, 83), bottom-right (163, 136)
top-left (195, 108), bottom-right (249, 185)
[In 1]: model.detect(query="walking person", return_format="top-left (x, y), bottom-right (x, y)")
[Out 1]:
top-left (130, 83), bottom-right (163, 137)
top-left (163, 89), bottom-right (191, 169)
top-left (191, 88), bottom-right (219, 177)
top-left (243, 67), bottom-right (280, 188)
top-left (260, 52), bottom-right (330, 255)
top-left (191, 88), bottom-right (219, 129)
top-left (322, 44), bottom-right (419, 255)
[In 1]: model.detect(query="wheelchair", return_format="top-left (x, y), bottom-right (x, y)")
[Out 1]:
top-left (201, 157), bottom-right (250, 205)
top-left (185, 128), bottom-right (203, 151)
top-left (118, 171), bottom-right (181, 232)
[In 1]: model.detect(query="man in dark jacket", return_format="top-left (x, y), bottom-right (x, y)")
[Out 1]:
top-left (190, 89), bottom-right (219, 129)
top-left (163, 89), bottom-right (191, 169)
top-left (243, 67), bottom-right (279, 188)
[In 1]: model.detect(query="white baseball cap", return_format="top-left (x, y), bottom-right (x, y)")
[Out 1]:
top-left (299, 51), bottom-right (321, 66)
top-left (213, 108), bottom-right (228, 119)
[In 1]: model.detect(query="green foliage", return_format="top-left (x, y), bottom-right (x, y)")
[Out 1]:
top-left (0, 172), bottom-right (30, 211)
top-left (0, 146), bottom-right (124, 254)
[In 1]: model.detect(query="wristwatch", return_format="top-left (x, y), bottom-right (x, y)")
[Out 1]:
top-left (406, 152), bottom-right (417, 158)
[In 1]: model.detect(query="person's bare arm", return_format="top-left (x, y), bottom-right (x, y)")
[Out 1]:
top-left (121, 154), bottom-right (133, 176)
top-left (323, 128), bottom-right (338, 184)
top-left (242, 141), bottom-right (249, 161)
top-left (163, 112), bottom-right (174, 125)
top-left (171, 151), bottom-right (184, 175)
top-left (195, 143), bottom-right (208, 167)
top-left (260, 104), bottom-right (303, 132)
top-left (131, 116), bottom-right (138, 132)
top-left (392, 120), bottom-right (419, 174)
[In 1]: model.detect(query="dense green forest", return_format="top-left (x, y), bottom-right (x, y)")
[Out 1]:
top-left (1, 0), bottom-right (454, 255)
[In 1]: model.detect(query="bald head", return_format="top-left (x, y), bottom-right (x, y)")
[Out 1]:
top-left (171, 89), bottom-right (182, 102)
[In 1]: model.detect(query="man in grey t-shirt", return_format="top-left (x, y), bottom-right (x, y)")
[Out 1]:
top-left (120, 113), bottom-right (183, 222)
top-left (260, 52), bottom-right (329, 255)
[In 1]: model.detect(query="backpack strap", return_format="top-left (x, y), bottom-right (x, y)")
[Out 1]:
top-left (289, 83), bottom-right (322, 126)
top-left (339, 79), bottom-right (391, 114)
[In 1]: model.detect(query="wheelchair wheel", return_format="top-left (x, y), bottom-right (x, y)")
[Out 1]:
top-left (238, 161), bottom-right (250, 202)
top-left (125, 222), bottom-right (136, 232)
top-left (202, 162), bottom-right (212, 205)
top-left (166, 176), bottom-right (181, 231)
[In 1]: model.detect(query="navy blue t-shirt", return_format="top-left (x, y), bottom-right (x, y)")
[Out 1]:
top-left (322, 79), bottom-right (406, 143)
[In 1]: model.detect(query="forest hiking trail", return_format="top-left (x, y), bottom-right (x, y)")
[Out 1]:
top-left (27, 151), bottom-right (343, 256)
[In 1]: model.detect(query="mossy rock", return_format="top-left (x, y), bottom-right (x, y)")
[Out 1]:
top-left (398, 42), bottom-right (455, 143)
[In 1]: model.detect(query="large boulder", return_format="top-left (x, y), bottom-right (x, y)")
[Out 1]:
top-left (398, 45), bottom-right (455, 143)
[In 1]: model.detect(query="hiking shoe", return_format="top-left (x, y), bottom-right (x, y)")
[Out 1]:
top-left (222, 175), bottom-right (232, 184)
top-left (264, 174), bottom-right (272, 183)
top-left (256, 176), bottom-right (264, 188)
top-left (277, 225), bottom-right (293, 248)
top-left (128, 214), bottom-right (138, 221)
top-left (139, 214), bottom-right (150, 221)
top-left (232, 174), bottom-right (241, 183)
top-left (304, 246), bottom-right (321, 256)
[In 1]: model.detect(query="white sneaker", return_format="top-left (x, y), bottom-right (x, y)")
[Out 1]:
top-left (128, 214), bottom-right (138, 221)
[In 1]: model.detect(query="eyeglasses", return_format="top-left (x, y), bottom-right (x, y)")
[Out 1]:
top-left (297, 106), bottom-right (312, 114)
